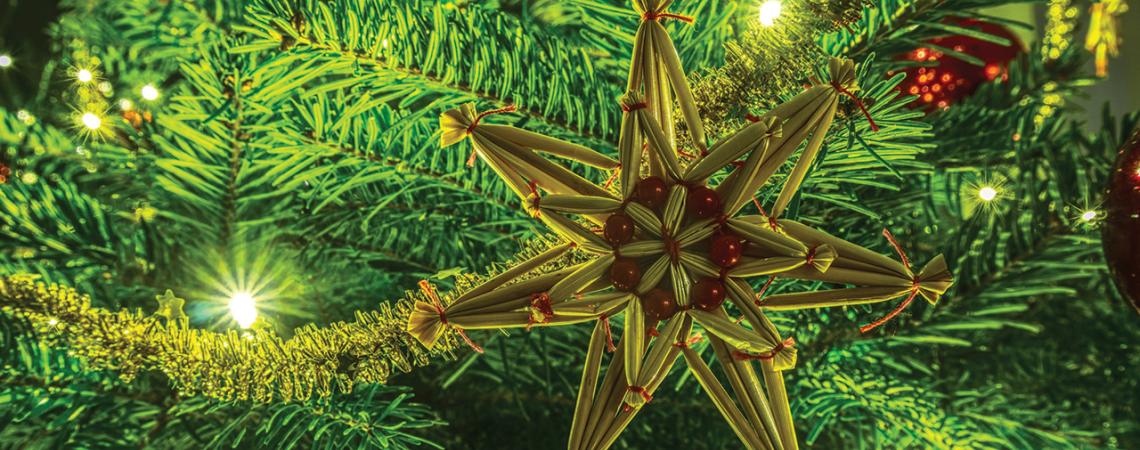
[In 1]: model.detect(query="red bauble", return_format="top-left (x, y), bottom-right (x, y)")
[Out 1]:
top-left (686, 185), bottom-right (722, 219)
top-left (896, 19), bottom-right (1023, 110)
top-left (636, 176), bottom-right (669, 210)
top-left (710, 233), bottom-right (743, 268)
top-left (610, 257), bottom-right (642, 292)
top-left (604, 213), bottom-right (635, 246)
top-left (1102, 125), bottom-right (1140, 315)
top-left (691, 277), bottom-right (727, 312)
top-left (641, 288), bottom-right (677, 321)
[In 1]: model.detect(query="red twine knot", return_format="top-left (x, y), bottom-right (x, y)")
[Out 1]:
top-left (732, 337), bottom-right (795, 361)
top-left (626, 385), bottom-right (653, 403)
top-left (599, 313), bottom-right (617, 352)
top-left (858, 228), bottom-right (921, 333)
top-left (418, 280), bottom-right (484, 353)
top-left (641, 11), bottom-right (695, 23)
top-left (805, 246), bottom-right (818, 266)
top-left (465, 105), bottom-right (517, 167)
top-left (526, 292), bottom-right (555, 331)
top-left (754, 275), bottom-right (777, 306)
top-left (830, 81), bottom-right (879, 132)
top-left (621, 102), bottom-right (648, 112)
top-left (673, 333), bottom-right (703, 348)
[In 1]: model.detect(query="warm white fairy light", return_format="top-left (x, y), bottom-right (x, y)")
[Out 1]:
top-left (141, 84), bottom-right (160, 101)
top-left (758, 0), bottom-right (782, 27)
top-left (48, 318), bottom-right (59, 326)
top-left (119, 99), bottom-right (134, 111)
top-left (76, 69), bottom-right (94, 83)
top-left (0, 54), bottom-right (12, 68)
top-left (1081, 210), bottom-right (1097, 222)
top-left (978, 186), bottom-right (998, 202)
top-left (81, 112), bottom-right (102, 130)
top-left (228, 292), bottom-right (258, 329)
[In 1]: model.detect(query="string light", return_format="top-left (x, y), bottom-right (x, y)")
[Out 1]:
top-left (978, 186), bottom-right (998, 202)
top-left (76, 69), bottom-right (94, 83)
top-left (0, 54), bottom-right (12, 68)
top-left (81, 112), bottom-right (102, 130)
top-left (228, 292), bottom-right (258, 329)
top-left (119, 99), bottom-right (134, 111)
top-left (141, 84), bottom-right (160, 101)
top-left (758, 0), bottom-right (782, 27)
top-left (1080, 210), bottom-right (1097, 222)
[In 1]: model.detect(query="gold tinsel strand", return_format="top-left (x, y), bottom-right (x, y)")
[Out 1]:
top-left (0, 237), bottom-right (582, 403)
top-left (689, 0), bottom-right (872, 140)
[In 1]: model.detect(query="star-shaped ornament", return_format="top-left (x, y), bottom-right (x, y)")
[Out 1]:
top-left (408, 1), bottom-right (953, 448)
top-left (154, 289), bottom-right (188, 325)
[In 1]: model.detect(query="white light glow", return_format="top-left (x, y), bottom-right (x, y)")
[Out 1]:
top-left (978, 186), bottom-right (998, 202)
top-left (81, 113), bottom-right (102, 130)
top-left (228, 292), bottom-right (258, 329)
top-left (119, 99), bottom-right (134, 111)
top-left (0, 54), bottom-right (12, 68)
top-left (1081, 210), bottom-right (1097, 221)
top-left (759, 0), bottom-right (782, 27)
top-left (141, 84), bottom-right (160, 101)
top-left (76, 69), bottom-right (94, 83)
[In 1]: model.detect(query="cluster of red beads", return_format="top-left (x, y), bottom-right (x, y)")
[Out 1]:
top-left (604, 177), bottom-right (745, 322)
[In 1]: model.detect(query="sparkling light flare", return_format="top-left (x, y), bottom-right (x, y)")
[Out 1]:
top-left (228, 292), bottom-right (258, 329)
top-left (758, 0), bottom-right (782, 27)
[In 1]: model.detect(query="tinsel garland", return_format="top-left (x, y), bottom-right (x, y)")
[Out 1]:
top-left (0, 238), bottom-right (581, 403)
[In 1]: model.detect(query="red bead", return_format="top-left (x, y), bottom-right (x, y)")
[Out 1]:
top-left (686, 185), bottom-right (722, 219)
top-left (710, 233), bottom-right (743, 268)
top-left (641, 288), bottom-right (677, 321)
top-left (610, 257), bottom-right (642, 292)
top-left (635, 176), bottom-right (669, 210)
top-left (603, 213), bottom-right (635, 246)
top-left (1103, 126), bottom-right (1140, 314)
top-left (691, 277), bottom-right (727, 311)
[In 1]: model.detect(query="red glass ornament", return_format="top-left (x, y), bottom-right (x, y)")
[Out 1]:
top-left (603, 213), bottom-right (635, 246)
top-left (710, 233), bottom-right (743, 268)
top-left (636, 176), bottom-right (669, 210)
top-left (691, 277), bottom-right (727, 312)
top-left (895, 19), bottom-right (1023, 110)
top-left (686, 185), bottom-right (722, 219)
top-left (641, 288), bottom-right (677, 321)
top-left (610, 257), bottom-right (642, 292)
top-left (1102, 125), bottom-right (1140, 314)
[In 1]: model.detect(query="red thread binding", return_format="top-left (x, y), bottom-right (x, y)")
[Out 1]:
top-left (599, 313), bottom-right (617, 352)
top-left (465, 105), bottom-right (517, 167)
top-left (622, 102), bottom-right (648, 112)
top-left (526, 292), bottom-right (554, 331)
top-left (418, 280), bottom-right (484, 353)
top-left (858, 228), bottom-right (921, 333)
top-left (732, 337), bottom-right (795, 361)
top-left (673, 333), bottom-right (703, 348)
top-left (603, 164), bottom-right (621, 189)
top-left (754, 275), bottom-right (777, 306)
top-left (642, 11), bottom-right (694, 23)
top-left (830, 81), bottom-right (879, 132)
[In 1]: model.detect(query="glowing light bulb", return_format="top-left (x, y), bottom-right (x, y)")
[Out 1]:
top-left (81, 113), bottom-right (102, 130)
top-left (141, 84), bottom-right (160, 101)
top-left (978, 186), bottom-right (998, 202)
top-left (48, 318), bottom-right (58, 326)
top-left (228, 292), bottom-right (258, 329)
top-left (0, 54), bottom-right (12, 68)
top-left (1080, 210), bottom-right (1097, 221)
top-left (758, 0), bottom-right (782, 27)
top-left (76, 69), bottom-right (94, 83)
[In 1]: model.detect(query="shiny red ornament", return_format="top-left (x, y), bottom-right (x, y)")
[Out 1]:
top-left (895, 19), bottom-right (1023, 110)
top-left (636, 176), bottom-right (669, 210)
top-left (686, 185), bottom-right (722, 219)
top-left (641, 288), bottom-right (677, 321)
top-left (604, 213), bottom-right (636, 246)
top-left (610, 257), bottom-right (642, 292)
top-left (1102, 125), bottom-right (1140, 315)
top-left (709, 233), bottom-right (743, 268)
top-left (691, 277), bottom-right (727, 312)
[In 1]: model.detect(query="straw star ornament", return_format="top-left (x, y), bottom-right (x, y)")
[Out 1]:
top-left (407, 1), bottom-right (953, 449)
